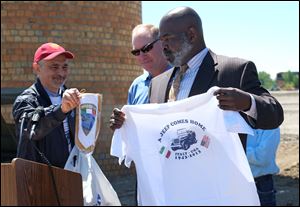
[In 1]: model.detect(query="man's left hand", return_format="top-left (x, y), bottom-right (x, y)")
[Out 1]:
top-left (61, 88), bottom-right (81, 113)
top-left (213, 87), bottom-right (251, 111)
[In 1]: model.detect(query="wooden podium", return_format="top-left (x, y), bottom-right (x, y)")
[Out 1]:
top-left (1, 158), bottom-right (83, 206)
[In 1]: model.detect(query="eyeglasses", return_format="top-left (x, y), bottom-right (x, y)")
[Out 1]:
top-left (131, 39), bottom-right (159, 56)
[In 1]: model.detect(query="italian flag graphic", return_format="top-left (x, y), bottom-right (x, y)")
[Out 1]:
top-left (159, 146), bottom-right (171, 159)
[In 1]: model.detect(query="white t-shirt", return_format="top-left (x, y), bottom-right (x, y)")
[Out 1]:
top-left (111, 87), bottom-right (260, 206)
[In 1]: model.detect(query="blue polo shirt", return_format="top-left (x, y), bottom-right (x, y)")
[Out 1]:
top-left (127, 72), bottom-right (152, 105)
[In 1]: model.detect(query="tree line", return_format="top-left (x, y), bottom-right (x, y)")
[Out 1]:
top-left (258, 70), bottom-right (299, 91)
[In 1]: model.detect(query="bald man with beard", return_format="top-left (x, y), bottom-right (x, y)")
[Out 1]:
top-left (149, 7), bottom-right (284, 150)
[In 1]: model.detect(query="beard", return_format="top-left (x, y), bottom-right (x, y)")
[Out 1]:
top-left (164, 35), bottom-right (193, 67)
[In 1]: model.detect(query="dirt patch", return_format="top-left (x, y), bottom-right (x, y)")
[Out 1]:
top-left (275, 134), bottom-right (299, 206)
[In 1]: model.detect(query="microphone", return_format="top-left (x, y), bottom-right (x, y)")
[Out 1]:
top-left (29, 106), bottom-right (45, 140)
top-left (19, 111), bottom-right (28, 121)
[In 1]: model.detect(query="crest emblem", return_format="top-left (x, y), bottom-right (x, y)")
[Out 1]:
top-left (80, 103), bottom-right (96, 136)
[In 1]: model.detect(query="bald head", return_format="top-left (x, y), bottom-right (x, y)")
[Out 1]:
top-left (159, 7), bottom-right (206, 66)
top-left (160, 7), bottom-right (202, 33)
top-left (132, 24), bottom-right (158, 44)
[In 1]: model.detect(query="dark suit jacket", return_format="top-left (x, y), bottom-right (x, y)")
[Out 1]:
top-left (149, 50), bottom-right (284, 150)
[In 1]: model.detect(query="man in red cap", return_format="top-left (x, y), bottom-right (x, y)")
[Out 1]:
top-left (12, 42), bottom-right (81, 168)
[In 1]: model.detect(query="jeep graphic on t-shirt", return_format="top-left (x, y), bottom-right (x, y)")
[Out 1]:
top-left (171, 128), bottom-right (197, 151)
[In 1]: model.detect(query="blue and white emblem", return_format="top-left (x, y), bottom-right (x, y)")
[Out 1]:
top-left (80, 103), bottom-right (96, 136)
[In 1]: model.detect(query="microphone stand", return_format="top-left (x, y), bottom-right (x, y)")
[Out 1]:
top-left (16, 112), bottom-right (27, 158)
top-left (28, 109), bottom-right (61, 206)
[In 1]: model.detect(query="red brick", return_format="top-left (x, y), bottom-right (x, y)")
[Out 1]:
top-left (1, 1), bottom-right (142, 177)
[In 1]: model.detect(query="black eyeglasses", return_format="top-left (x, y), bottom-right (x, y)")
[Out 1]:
top-left (131, 39), bottom-right (159, 56)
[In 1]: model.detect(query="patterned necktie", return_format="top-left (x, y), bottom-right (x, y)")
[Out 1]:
top-left (168, 64), bottom-right (189, 102)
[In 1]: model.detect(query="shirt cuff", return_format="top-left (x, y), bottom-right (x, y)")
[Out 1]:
top-left (243, 94), bottom-right (257, 120)
top-left (53, 104), bottom-right (68, 121)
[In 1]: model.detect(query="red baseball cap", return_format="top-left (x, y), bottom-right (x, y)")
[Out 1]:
top-left (33, 42), bottom-right (74, 63)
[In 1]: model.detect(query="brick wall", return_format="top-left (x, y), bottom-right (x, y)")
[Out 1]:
top-left (1, 1), bottom-right (142, 177)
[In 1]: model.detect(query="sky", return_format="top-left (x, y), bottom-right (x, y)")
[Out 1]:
top-left (142, 1), bottom-right (299, 79)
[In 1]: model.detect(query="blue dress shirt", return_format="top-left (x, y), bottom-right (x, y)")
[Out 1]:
top-left (128, 65), bottom-right (172, 105)
top-left (246, 128), bottom-right (280, 178)
top-left (176, 48), bottom-right (209, 101)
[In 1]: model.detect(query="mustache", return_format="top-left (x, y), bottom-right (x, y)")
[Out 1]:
top-left (53, 75), bottom-right (66, 81)
top-left (163, 48), bottom-right (173, 56)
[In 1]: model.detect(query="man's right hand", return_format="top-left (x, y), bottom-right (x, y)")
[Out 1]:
top-left (109, 108), bottom-right (125, 131)
top-left (61, 88), bottom-right (81, 113)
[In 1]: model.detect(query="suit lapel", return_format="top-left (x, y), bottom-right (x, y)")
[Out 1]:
top-left (150, 68), bottom-right (176, 103)
top-left (189, 50), bottom-right (219, 96)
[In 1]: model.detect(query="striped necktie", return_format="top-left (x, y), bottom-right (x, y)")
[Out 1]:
top-left (168, 64), bottom-right (189, 102)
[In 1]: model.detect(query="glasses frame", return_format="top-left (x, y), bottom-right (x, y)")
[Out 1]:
top-left (131, 39), bottom-right (159, 56)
